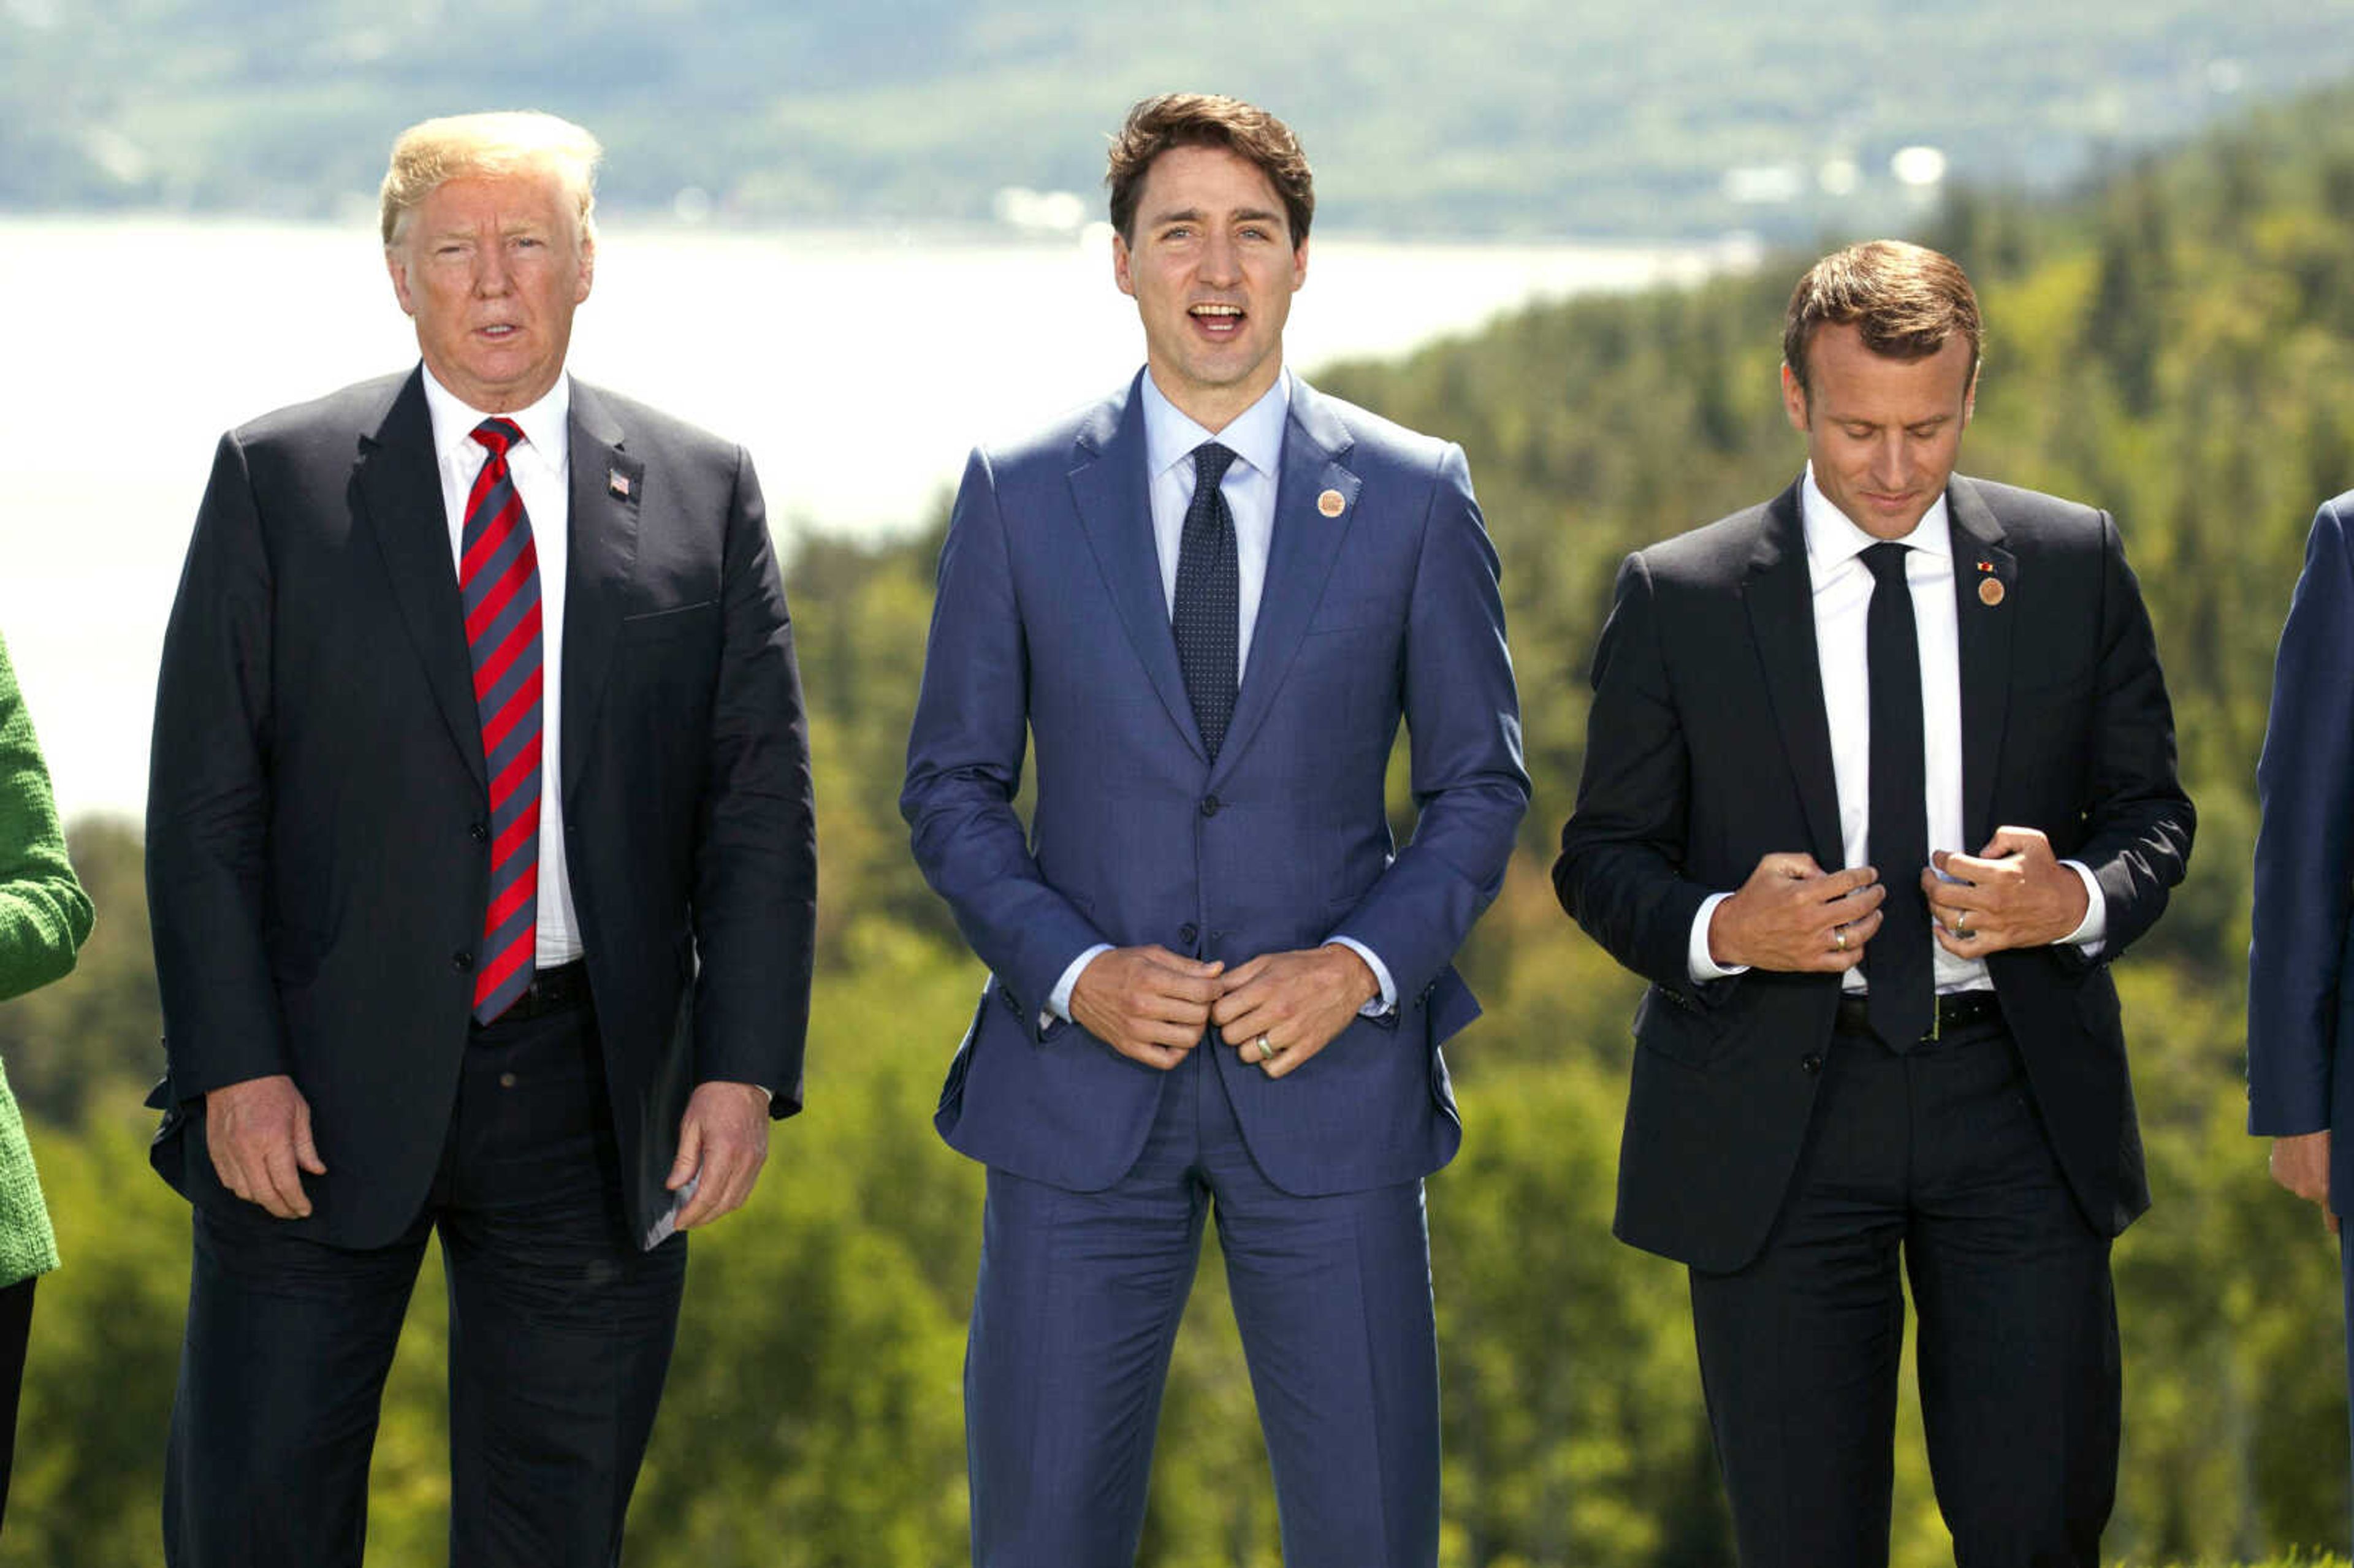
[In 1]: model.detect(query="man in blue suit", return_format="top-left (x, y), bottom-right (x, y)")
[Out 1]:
top-left (2249, 489), bottom-right (2354, 1491)
top-left (901, 93), bottom-right (1528, 1568)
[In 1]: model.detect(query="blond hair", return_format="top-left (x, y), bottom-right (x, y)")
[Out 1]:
top-left (379, 111), bottom-right (602, 248)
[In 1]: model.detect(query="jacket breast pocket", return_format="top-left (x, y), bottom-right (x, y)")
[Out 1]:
top-left (622, 601), bottom-right (719, 642)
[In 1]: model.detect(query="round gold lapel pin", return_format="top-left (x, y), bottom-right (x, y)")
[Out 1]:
top-left (1317, 489), bottom-right (1346, 517)
top-left (1979, 577), bottom-right (2006, 607)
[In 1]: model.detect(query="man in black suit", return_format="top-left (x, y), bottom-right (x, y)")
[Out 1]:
top-left (145, 111), bottom-right (815, 1567)
top-left (1554, 241), bottom-right (2192, 1566)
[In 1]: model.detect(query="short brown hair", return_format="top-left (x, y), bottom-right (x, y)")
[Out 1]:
top-left (1783, 240), bottom-right (1983, 401)
top-left (1105, 94), bottom-right (1314, 246)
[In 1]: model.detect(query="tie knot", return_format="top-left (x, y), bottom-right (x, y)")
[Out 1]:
top-left (1862, 541), bottom-right (1910, 585)
top-left (471, 417), bottom-right (525, 459)
top-left (1191, 442), bottom-right (1236, 492)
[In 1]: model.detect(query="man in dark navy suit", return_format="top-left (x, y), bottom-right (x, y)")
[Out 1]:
top-left (902, 93), bottom-right (1528, 1568)
top-left (1556, 241), bottom-right (2192, 1567)
top-left (2249, 485), bottom-right (2354, 1529)
top-left (147, 110), bottom-right (815, 1567)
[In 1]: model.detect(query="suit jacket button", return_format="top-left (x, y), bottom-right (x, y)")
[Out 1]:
top-left (469, 822), bottom-right (490, 843)
top-left (1179, 923), bottom-right (1198, 945)
top-left (452, 950), bottom-right (474, 973)
top-left (1801, 1053), bottom-right (1823, 1075)
top-left (1200, 795), bottom-right (1221, 816)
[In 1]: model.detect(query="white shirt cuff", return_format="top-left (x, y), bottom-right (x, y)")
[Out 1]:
top-left (1045, 943), bottom-right (1114, 1027)
top-left (2059, 860), bottom-right (2106, 955)
top-left (1326, 936), bottom-right (1398, 1014)
top-left (1689, 892), bottom-right (1749, 983)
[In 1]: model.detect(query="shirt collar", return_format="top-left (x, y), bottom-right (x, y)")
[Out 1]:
top-left (1140, 365), bottom-right (1292, 484)
top-left (419, 365), bottom-right (573, 473)
top-left (1800, 462), bottom-right (1952, 574)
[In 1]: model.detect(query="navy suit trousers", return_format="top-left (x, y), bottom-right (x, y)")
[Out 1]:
top-left (966, 1041), bottom-right (1441, 1567)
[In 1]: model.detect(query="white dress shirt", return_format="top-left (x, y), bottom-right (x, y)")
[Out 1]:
top-left (1687, 466), bottom-right (2104, 989)
top-left (419, 367), bottom-right (584, 969)
top-left (1046, 367), bottom-right (1396, 1022)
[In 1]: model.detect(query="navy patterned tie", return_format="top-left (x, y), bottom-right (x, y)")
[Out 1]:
top-left (1173, 442), bottom-right (1240, 760)
top-left (462, 417), bottom-right (543, 1023)
top-left (1862, 541), bottom-right (1932, 1049)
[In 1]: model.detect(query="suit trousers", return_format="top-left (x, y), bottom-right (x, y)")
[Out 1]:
top-left (966, 1040), bottom-right (1441, 1568)
top-left (1687, 1012), bottom-right (2117, 1568)
top-left (163, 997), bottom-right (688, 1568)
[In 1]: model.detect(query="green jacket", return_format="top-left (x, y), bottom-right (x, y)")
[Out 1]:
top-left (0, 630), bottom-right (94, 1285)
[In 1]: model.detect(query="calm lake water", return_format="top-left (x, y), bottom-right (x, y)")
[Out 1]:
top-left (0, 215), bottom-right (1751, 818)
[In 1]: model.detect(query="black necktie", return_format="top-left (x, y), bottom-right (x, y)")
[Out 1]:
top-left (1173, 443), bottom-right (1240, 760)
top-left (1862, 541), bottom-right (1932, 1049)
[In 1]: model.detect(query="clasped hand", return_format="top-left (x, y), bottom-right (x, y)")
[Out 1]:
top-left (1710, 827), bottom-right (2090, 974)
top-left (1069, 943), bottom-right (1381, 1079)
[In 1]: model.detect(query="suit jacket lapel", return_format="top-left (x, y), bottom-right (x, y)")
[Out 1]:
top-left (354, 370), bottom-right (487, 787)
top-left (1067, 373), bottom-right (1206, 761)
top-left (1213, 379), bottom-right (1357, 784)
top-left (1946, 476), bottom-right (2015, 847)
top-left (561, 380), bottom-right (644, 801)
top-left (1743, 482), bottom-right (1845, 869)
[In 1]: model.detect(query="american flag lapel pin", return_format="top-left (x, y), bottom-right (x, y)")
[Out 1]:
top-left (609, 468), bottom-right (632, 500)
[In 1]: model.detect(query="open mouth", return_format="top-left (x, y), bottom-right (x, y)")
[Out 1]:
top-left (1189, 302), bottom-right (1244, 339)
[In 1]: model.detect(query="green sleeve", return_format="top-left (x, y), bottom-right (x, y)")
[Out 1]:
top-left (0, 631), bottom-right (94, 1003)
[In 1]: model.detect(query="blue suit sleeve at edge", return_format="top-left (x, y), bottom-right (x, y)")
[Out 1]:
top-left (2250, 497), bottom-right (2354, 1135)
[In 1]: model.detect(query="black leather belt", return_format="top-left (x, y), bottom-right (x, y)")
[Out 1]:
top-left (480, 958), bottom-right (591, 1024)
top-left (1832, 989), bottom-right (2001, 1040)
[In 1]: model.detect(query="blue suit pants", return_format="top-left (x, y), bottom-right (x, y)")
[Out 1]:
top-left (965, 1041), bottom-right (1441, 1567)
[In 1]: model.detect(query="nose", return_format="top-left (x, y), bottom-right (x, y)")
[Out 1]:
top-left (1199, 229), bottom-right (1240, 286)
top-left (471, 244), bottom-right (513, 297)
top-left (1869, 431), bottom-right (1908, 489)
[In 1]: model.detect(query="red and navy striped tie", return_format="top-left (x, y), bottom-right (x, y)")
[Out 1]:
top-left (462, 417), bottom-right (542, 1023)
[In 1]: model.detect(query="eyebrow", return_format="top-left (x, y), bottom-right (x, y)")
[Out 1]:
top-left (1147, 205), bottom-right (1286, 229)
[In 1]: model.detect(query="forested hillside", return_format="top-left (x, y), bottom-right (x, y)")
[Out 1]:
top-left (7, 74), bottom-right (2354, 1568)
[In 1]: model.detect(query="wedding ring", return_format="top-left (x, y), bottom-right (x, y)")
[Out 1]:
top-left (1833, 929), bottom-right (1848, 953)
top-left (1256, 1035), bottom-right (1276, 1062)
top-left (1956, 915), bottom-right (1973, 940)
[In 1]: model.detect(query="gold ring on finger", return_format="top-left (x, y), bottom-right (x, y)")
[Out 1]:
top-left (1256, 1034), bottom-right (1275, 1062)
top-left (1956, 915), bottom-right (1973, 940)
top-left (1833, 929), bottom-right (1848, 953)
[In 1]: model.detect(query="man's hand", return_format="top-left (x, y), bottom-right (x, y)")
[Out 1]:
top-left (1707, 853), bottom-right (1884, 973)
top-left (1070, 946), bottom-right (1227, 1070)
top-left (668, 1081), bottom-right (774, 1231)
top-left (205, 1073), bottom-right (326, 1220)
top-left (1925, 826), bottom-right (2090, 957)
top-left (2271, 1130), bottom-right (2338, 1236)
top-left (1211, 945), bottom-right (1381, 1080)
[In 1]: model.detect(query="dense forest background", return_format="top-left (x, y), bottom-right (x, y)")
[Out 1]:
top-left (7, 0), bottom-right (2354, 237)
top-left (9, 66), bottom-right (2354, 1568)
